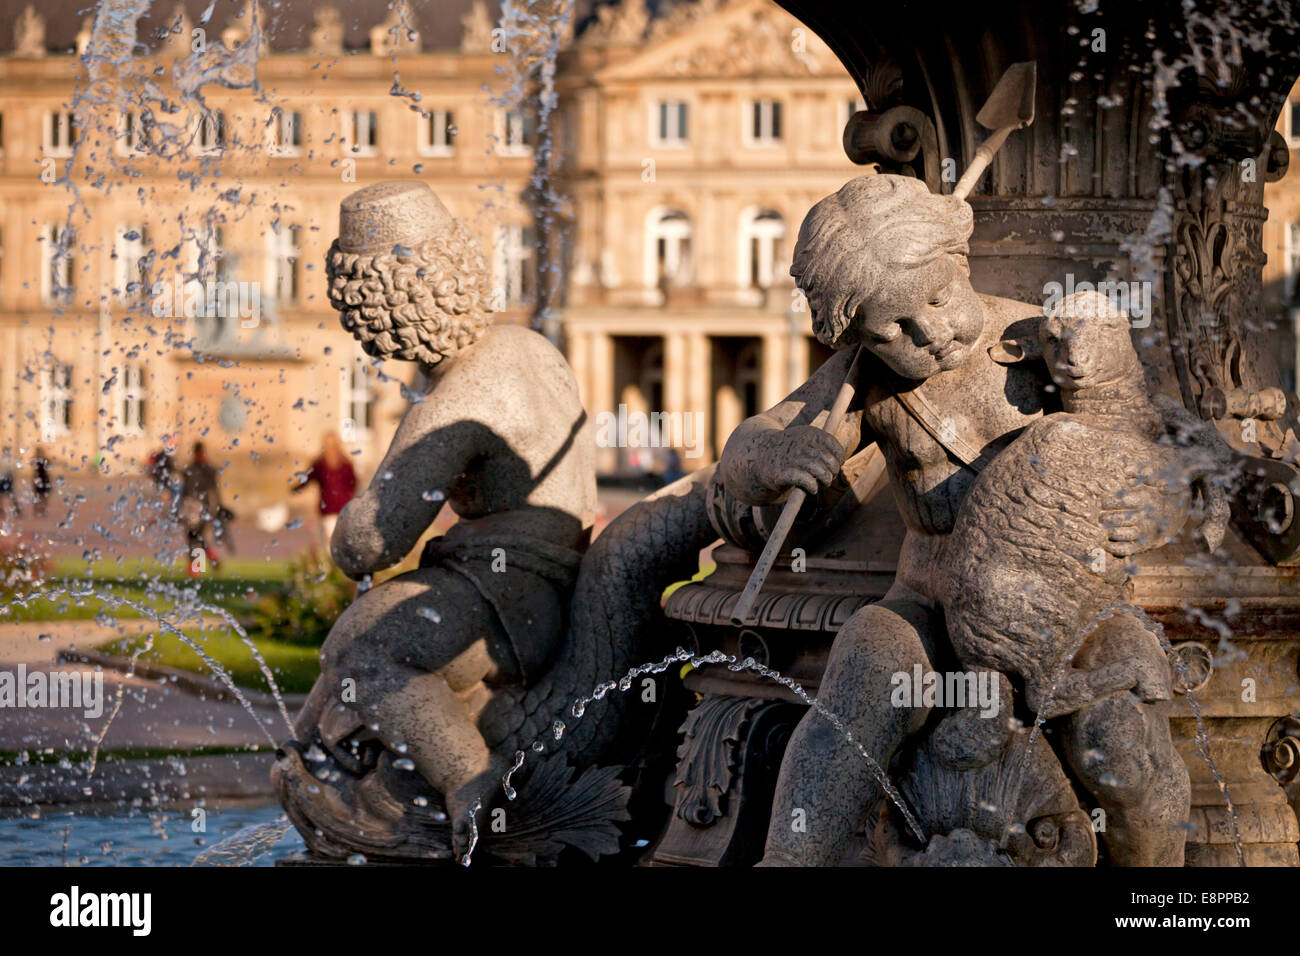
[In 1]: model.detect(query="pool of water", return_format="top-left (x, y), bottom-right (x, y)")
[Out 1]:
top-left (0, 802), bottom-right (304, 866)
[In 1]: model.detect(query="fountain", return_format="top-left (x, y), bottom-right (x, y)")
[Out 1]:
top-left (4, 0), bottom-right (1300, 872)
top-left (656, 0), bottom-right (1300, 867)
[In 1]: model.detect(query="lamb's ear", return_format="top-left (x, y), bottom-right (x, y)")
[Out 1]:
top-left (988, 335), bottom-right (1043, 364)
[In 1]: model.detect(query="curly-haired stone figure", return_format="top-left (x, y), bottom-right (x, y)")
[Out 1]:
top-left (292, 182), bottom-right (596, 856)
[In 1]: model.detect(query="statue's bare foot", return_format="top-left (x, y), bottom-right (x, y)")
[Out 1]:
top-left (447, 766), bottom-right (504, 862)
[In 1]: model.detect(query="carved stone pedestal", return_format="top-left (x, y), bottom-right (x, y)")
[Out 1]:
top-left (648, 695), bottom-right (802, 867)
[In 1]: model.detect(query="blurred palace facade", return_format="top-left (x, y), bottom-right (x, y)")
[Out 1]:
top-left (0, 0), bottom-right (861, 510)
top-left (0, 0), bottom-right (1296, 513)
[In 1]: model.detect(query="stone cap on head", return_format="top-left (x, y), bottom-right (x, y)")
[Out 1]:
top-left (337, 181), bottom-right (454, 254)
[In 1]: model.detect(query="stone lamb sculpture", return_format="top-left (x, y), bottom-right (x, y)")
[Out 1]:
top-left (274, 182), bottom-right (719, 863)
top-left (932, 289), bottom-right (1230, 863)
top-left (945, 289), bottom-right (1229, 721)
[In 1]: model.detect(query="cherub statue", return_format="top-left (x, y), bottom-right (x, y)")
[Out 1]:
top-left (717, 174), bottom-right (1211, 866)
top-left (276, 182), bottom-right (720, 863)
top-left (282, 181), bottom-right (595, 855)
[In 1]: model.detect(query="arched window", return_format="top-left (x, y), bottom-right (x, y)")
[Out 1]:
top-left (645, 208), bottom-right (693, 293)
top-left (738, 208), bottom-right (786, 290)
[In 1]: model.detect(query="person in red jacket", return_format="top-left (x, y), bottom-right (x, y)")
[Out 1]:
top-left (293, 431), bottom-right (358, 554)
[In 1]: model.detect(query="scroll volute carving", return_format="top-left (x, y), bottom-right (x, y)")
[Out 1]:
top-left (843, 59), bottom-right (941, 192)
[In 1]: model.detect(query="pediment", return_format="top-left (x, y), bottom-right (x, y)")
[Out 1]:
top-left (594, 0), bottom-right (838, 81)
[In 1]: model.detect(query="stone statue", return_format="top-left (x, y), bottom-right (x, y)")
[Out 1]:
top-left (275, 182), bottom-right (719, 863)
top-left (935, 289), bottom-right (1231, 864)
top-left (946, 290), bottom-right (1227, 721)
top-left (714, 175), bottom-right (1218, 866)
top-left (460, 0), bottom-right (495, 53)
top-left (310, 6), bottom-right (344, 57)
top-left (370, 0), bottom-right (420, 56)
top-left (163, 4), bottom-right (194, 57)
top-left (14, 5), bottom-right (45, 58)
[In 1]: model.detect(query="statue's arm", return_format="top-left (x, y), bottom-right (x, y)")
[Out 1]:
top-left (718, 348), bottom-right (870, 505)
top-left (330, 396), bottom-right (484, 578)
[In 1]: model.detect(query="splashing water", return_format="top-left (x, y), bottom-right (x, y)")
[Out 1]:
top-left (491, 0), bottom-right (576, 342)
top-left (192, 814), bottom-right (292, 867)
top-left (459, 798), bottom-right (483, 867)
top-left (11, 583), bottom-right (295, 764)
top-left (458, 646), bottom-right (928, 866)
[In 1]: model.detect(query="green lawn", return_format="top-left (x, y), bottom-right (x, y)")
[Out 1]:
top-left (95, 626), bottom-right (321, 695)
top-left (0, 745), bottom-right (268, 767)
top-left (2, 557), bottom-right (292, 623)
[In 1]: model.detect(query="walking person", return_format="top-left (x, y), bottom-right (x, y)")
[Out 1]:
top-left (292, 431), bottom-right (357, 554)
top-left (31, 448), bottom-right (51, 518)
top-left (0, 448), bottom-right (21, 520)
top-left (179, 441), bottom-right (230, 575)
top-left (146, 436), bottom-right (181, 519)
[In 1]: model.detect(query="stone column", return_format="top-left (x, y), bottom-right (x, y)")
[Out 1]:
top-left (760, 331), bottom-right (786, 411)
top-left (566, 328), bottom-right (591, 412)
top-left (589, 331), bottom-right (616, 473)
top-left (685, 331), bottom-right (711, 464)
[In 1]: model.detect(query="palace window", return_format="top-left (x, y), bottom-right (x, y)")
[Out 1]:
top-left (197, 111), bottom-right (225, 154)
top-left (41, 225), bottom-right (75, 304)
top-left (746, 100), bottom-right (783, 146)
top-left (739, 208), bottom-right (786, 290)
top-left (268, 108), bottom-right (301, 156)
top-left (420, 109), bottom-right (455, 156)
top-left (341, 355), bottom-right (376, 444)
top-left (493, 224), bottom-right (537, 308)
top-left (348, 110), bottom-right (379, 155)
top-left (119, 110), bottom-right (151, 156)
top-left (116, 363), bottom-right (147, 434)
top-left (193, 225), bottom-right (235, 346)
top-left (39, 363), bottom-right (73, 439)
top-left (653, 101), bottom-right (689, 146)
top-left (496, 109), bottom-right (534, 156)
top-left (268, 222), bottom-right (301, 307)
top-left (646, 209), bottom-right (693, 291)
top-left (113, 224), bottom-right (150, 302)
top-left (44, 111), bottom-right (77, 157)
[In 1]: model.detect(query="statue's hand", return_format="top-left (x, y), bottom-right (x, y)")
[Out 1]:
top-left (750, 425), bottom-right (847, 499)
top-left (1099, 466), bottom-right (1187, 556)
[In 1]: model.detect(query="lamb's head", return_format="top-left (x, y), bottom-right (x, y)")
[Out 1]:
top-left (1039, 290), bottom-right (1143, 397)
